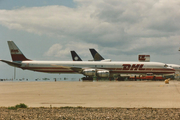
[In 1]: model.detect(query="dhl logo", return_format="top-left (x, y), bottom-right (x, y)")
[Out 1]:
top-left (11, 49), bottom-right (19, 53)
top-left (122, 64), bottom-right (145, 70)
top-left (139, 55), bottom-right (150, 61)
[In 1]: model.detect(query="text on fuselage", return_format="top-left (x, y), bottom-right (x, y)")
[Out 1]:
top-left (122, 64), bottom-right (145, 70)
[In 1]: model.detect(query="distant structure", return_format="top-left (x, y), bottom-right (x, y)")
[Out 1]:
top-left (138, 55), bottom-right (150, 62)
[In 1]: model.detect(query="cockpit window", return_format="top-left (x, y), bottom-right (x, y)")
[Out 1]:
top-left (164, 64), bottom-right (168, 67)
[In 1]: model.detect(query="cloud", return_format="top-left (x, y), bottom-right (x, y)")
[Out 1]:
top-left (44, 41), bottom-right (98, 60)
top-left (0, 0), bottom-right (179, 59)
top-left (44, 44), bottom-right (63, 57)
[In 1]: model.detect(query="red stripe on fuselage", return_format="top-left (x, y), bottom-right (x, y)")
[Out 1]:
top-left (110, 71), bottom-right (174, 74)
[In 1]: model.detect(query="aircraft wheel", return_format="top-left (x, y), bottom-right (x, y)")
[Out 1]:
top-left (82, 77), bottom-right (93, 82)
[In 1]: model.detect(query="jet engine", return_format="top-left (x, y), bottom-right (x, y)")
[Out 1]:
top-left (97, 70), bottom-right (109, 77)
top-left (83, 69), bottom-right (96, 76)
top-left (83, 69), bottom-right (110, 77)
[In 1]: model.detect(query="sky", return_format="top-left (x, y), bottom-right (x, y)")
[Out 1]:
top-left (0, 0), bottom-right (180, 80)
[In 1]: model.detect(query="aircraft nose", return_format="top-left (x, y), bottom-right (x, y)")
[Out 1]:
top-left (170, 68), bottom-right (175, 73)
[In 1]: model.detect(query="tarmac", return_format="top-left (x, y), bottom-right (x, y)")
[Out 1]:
top-left (0, 80), bottom-right (180, 108)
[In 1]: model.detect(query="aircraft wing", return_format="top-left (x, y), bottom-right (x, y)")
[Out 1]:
top-left (70, 67), bottom-right (83, 73)
top-left (0, 60), bottom-right (22, 67)
top-left (51, 64), bottom-right (83, 73)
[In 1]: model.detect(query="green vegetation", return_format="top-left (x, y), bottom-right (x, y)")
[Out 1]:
top-left (60, 106), bottom-right (74, 109)
top-left (77, 106), bottom-right (83, 108)
top-left (8, 106), bottom-right (17, 110)
top-left (60, 106), bottom-right (84, 109)
top-left (8, 103), bottom-right (28, 110)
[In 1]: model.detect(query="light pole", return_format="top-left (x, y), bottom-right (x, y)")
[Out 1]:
top-left (179, 48), bottom-right (180, 79)
top-left (14, 67), bottom-right (16, 80)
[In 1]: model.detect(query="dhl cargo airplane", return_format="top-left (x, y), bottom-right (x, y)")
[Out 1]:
top-left (0, 41), bottom-right (175, 79)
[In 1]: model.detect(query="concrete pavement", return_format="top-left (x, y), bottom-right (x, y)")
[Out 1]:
top-left (0, 80), bottom-right (180, 108)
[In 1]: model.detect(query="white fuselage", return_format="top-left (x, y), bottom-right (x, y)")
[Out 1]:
top-left (18, 61), bottom-right (174, 75)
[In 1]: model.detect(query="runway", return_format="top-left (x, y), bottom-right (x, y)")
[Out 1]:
top-left (0, 80), bottom-right (180, 108)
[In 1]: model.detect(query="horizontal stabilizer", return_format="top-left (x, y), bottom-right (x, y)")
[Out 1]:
top-left (0, 60), bottom-right (21, 67)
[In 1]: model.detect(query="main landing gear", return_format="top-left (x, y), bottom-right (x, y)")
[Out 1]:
top-left (82, 76), bottom-right (93, 81)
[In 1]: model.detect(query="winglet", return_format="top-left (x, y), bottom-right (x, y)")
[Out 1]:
top-left (7, 41), bottom-right (31, 61)
top-left (89, 49), bottom-right (104, 61)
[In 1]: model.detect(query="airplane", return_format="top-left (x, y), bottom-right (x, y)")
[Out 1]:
top-left (71, 49), bottom-right (111, 62)
top-left (0, 41), bottom-right (175, 80)
top-left (70, 51), bottom-right (82, 61)
top-left (89, 48), bottom-right (111, 62)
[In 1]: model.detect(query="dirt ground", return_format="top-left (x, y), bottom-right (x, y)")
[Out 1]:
top-left (0, 107), bottom-right (180, 120)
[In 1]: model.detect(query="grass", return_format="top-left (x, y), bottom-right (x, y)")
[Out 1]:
top-left (8, 103), bottom-right (28, 110)
top-left (7, 104), bottom-right (83, 110)
top-left (60, 106), bottom-right (74, 109)
top-left (60, 106), bottom-right (83, 109)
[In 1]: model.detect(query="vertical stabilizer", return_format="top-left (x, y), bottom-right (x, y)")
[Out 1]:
top-left (71, 51), bottom-right (82, 61)
top-left (89, 49), bottom-right (104, 61)
top-left (8, 41), bottom-right (31, 61)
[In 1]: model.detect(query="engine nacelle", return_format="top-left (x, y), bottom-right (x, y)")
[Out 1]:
top-left (83, 69), bottom-right (96, 76)
top-left (83, 69), bottom-right (110, 78)
top-left (97, 70), bottom-right (110, 77)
